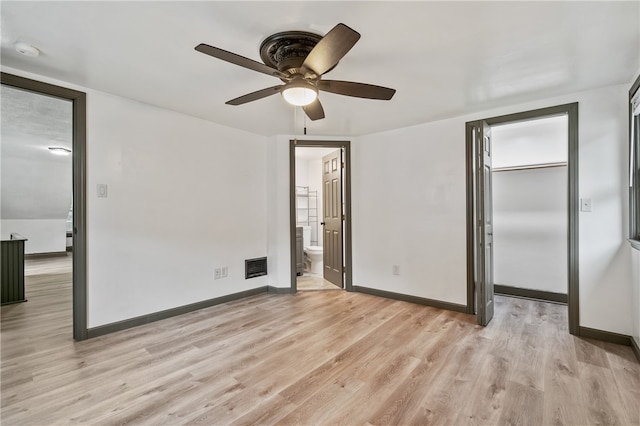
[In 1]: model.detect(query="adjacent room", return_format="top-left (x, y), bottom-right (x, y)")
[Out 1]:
top-left (1, 1), bottom-right (639, 425)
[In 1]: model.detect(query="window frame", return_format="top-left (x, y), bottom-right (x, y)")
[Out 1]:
top-left (630, 73), bottom-right (640, 250)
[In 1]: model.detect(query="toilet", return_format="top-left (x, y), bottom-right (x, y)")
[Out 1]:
top-left (302, 226), bottom-right (323, 275)
top-left (304, 246), bottom-right (324, 275)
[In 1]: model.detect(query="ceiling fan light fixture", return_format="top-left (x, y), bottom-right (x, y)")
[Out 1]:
top-left (281, 80), bottom-right (318, 106)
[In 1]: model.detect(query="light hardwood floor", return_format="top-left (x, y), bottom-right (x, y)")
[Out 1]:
top-left (296, 274), bottom-right (342, 291)
top-left (1, 256), bottom-right (639, 425)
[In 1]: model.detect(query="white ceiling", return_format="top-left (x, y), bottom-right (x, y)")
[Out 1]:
top-left (1, 1), bottom-right (639, 137)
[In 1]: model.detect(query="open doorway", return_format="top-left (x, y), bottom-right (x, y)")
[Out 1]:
top-left (289, 140), bottom-right (352, 292)
top-left (466, 103), bottom-right (579, 334)
top-left (1, 72), bottom-right (87, 340)
top-left (492, 115), bottom-right (569, 303)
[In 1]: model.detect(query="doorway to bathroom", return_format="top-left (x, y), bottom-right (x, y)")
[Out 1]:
top-left (466, 103), bottom-right (579, 334)
top-left (289, 140), bottom-right (352, 292)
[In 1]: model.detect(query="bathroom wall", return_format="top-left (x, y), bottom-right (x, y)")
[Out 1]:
top-left (295, 147), bottom-right (336, 247)
top-left (308, 158), bottom-right (323, 246)
top-left (295, 158), bottom-right (309, 187)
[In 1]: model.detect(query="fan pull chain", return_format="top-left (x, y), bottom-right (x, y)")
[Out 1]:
top-left (293, 106), bottom-right (298, 143)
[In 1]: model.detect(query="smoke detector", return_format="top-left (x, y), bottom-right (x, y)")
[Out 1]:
top-left (15, 42), bottom-right (40, 57)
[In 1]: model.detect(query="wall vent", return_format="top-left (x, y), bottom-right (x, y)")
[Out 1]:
top-left (245, 257), bottom-right (267, 279)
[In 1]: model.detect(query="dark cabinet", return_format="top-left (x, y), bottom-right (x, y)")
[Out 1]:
top-left (1, 237), bottom-right (27, 305)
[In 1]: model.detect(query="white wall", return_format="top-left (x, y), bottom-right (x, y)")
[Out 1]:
top-left (294, 152), bottom-right (325, 246)
top-left (492, 167), bottom-right (567, 293)
top-left (3, 67), bottom-right (268, 328)
top-left (1, 219), bottom-right (67, 254)
top-left (353, 84), bottom-right (634, 335)
top-left (491, 115), bottom-right (568, 168)
top-left (352, 119), bottom-right (468, 305)
top-left (308, 158), bottom-right (323, 246)
top-left (294, 158), bottom-right (309, 187)
top-left (86, 91), bottom-right (267, 327)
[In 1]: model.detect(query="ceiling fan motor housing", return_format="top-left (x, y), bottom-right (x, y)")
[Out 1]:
top-left (260, 31), bottom-right (330, 77)
top-left (195, 23), bottom-right (395, 121)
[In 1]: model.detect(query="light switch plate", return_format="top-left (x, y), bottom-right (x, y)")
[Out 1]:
top-left (97, 184), bottom-right (108, 198)
top-left (581, 198), bottom-right (592, 212)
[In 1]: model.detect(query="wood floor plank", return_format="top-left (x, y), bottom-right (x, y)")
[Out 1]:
top-left (578, 362), bottom-right (631, 425)
top-left (497, 380), bottom-right (544, 426)
top-left (542, 330), bottom-right (588, 426)
top-left (454, 353), bottom-right (513, 426)
top-left (574, 336), bottom-right (612, 368)
top-left (2, 256), bottom-right (638, 425)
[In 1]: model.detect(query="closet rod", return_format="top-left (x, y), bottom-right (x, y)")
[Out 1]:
top-left (493, 162), bottom-right (567, 172)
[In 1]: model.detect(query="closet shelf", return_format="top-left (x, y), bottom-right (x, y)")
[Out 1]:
top-left (493, 162), bottom-right (567, 172)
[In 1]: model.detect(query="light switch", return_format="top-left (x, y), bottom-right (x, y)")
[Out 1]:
top-left (581, 198), bottom-right (592, 212)
top-left (97, 184), bottom-right (108, 198)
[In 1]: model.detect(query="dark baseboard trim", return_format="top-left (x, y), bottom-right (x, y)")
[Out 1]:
top-left (25, 251), bottom-right (69, 259)
top-left (578, 326), bottom-right (633, 347)
top-left (631, 336), bottom-right (640, 363)
top-left (267, 286), bottom-right (291, 294)
top-left (494, 284), bottom-right (567, 304)
top-left (353, 286), bottom-right (467, 313)
top-left (87, 286), bottom-right (268, 339)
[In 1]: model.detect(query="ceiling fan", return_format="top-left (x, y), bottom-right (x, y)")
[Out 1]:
top-left (195, 23), bottom-right (396, 121)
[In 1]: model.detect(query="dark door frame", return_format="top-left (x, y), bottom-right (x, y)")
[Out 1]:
top-left (465, 103), bottom-right (579, 335)
top-left (289, 139), bottom-right (352, 293)
top-left (1, 72), bottom-right (88, 340)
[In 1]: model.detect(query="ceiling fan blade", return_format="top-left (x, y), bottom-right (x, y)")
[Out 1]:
top-left (302, 23), bottom-right (360, 76)
top-left (195, 43), bottom-right (289, 80)
top-left (302, 99), bottom-right (325, 121)
top-left (318, 80), bottom-right (396, 100)
top-left (225, 85), bottom-right (283, 106)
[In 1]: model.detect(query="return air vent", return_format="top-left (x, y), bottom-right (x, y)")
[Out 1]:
top-left (245, 257), bottom-right (267, 279)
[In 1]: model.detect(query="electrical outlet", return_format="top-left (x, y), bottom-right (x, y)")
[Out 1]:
top-left (214, 268), bottom-right (221, 280)
top-left (392, 265), bottom-right (400, 276)
top-left (221, 266), bottom-right (228, 278)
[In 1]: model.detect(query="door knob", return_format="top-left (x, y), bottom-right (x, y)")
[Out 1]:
top-left (320, 222), bottom-right (325, 226)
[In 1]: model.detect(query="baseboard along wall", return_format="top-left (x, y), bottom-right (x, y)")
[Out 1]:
top-left (87, 286), bottom-right (268, 339)
top-left (494, 284), bottom-right (567, 304)
top-left (352, 286), bottom-right (468, 313)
